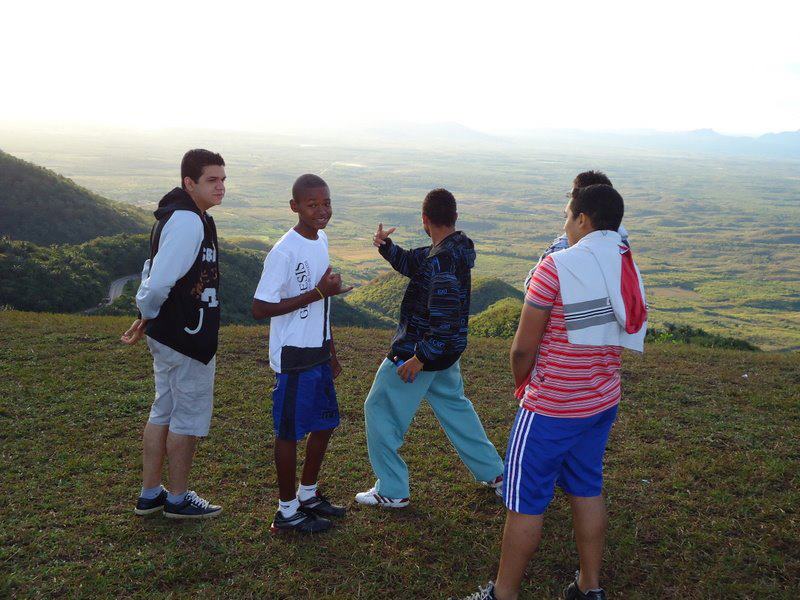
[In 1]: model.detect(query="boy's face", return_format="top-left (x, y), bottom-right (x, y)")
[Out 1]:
top-left (564, 201), bottom-right (593, 246)
top-left (291, 185), bottom-right (332, 230)
top-left (184, 165), bottom-right (226, 211)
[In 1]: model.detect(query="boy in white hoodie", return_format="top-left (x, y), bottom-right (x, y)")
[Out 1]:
top-left (453, 185), bottom-right (646, 600)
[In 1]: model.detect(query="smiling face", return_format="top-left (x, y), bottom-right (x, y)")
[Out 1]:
top-left (291, 185), bottom-right (332, 236)
top-left (184, 165), bottom-right (226, 212)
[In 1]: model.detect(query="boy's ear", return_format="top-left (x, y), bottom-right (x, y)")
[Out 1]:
top-left (289, 197), bottom-right (298, 213)
top-left (183, 176), bottom-right (195, 191)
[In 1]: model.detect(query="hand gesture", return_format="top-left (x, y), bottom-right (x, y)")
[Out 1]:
top-left (121, 318), bottom-right (147, 345)
top-left (373, 222), bottom-right (396, 247)
top-left (316, 266), bottom-right (354, 298)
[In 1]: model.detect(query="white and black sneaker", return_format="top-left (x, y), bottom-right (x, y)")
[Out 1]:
top-left (270, 508), bottom-right (333, 534)
top-left (354, 486), bottom-right (409, 508)
top-left (449, 581), bottom-right (497, 600)
top-left (163, 491), bottom-right (223, 520)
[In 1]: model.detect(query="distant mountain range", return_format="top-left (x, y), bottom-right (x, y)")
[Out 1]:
top-left (509, 127), bottom-right (800, 159)
top-left (340, 123), bottom-right (800, 158)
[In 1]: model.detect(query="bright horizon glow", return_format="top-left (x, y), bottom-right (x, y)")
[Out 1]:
top-left (3, 0), bottom-right (799, 136)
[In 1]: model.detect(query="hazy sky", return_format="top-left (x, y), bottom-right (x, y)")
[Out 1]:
top-left (3, 0), bottom-right (798, 136)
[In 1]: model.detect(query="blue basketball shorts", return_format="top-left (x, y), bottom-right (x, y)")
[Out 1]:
top-left (272, 362), bottom-right (340, 441)
top-left (502, 404), bottom-right (618, 515)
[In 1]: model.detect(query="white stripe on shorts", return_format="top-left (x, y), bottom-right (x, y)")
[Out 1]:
top-left (514, 412), bottom-right (536, 512)
top-left (506, 409), bottom-right (533, 512)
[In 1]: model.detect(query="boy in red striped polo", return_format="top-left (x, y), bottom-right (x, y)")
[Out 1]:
top-left (453, 184), bottom-right (646, 600)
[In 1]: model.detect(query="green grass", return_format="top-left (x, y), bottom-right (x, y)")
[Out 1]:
top-left (1, 311), bottom-right (798, 598)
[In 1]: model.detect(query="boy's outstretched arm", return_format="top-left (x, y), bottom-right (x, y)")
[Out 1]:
top-left (373, 222), bottom-right (427, 277)
top-left (252, 266), bottom-right (352, 320)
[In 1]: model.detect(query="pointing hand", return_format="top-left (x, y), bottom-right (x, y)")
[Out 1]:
top-left (373, 222), bottom-right (397, 247)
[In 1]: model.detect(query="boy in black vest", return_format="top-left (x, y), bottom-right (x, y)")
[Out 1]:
top-left (121, 149), bottom-right (225, 519)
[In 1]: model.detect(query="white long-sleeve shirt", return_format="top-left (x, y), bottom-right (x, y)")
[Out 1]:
top-left (136, 211), bottom-right (204, 320)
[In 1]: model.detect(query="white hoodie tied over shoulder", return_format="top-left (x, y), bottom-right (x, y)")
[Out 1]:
top-left (550, 229), bottom-right (647, 352)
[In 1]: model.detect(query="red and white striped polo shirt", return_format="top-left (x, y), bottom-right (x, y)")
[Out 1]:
top-left (520, 255), bottom-right (622, 417)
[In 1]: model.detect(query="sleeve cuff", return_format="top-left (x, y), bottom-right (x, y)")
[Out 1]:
top-left (378, 238), bottom-right (393, 257)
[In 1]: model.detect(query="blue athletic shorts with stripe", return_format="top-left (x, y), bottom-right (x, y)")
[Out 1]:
top-left (272, 362), bottom-right (340, 441)
top-left (502, 404), bottom-right (618, 515)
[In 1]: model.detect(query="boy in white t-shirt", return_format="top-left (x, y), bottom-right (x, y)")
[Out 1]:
top-left (252, 174), bottom-right (353, 534)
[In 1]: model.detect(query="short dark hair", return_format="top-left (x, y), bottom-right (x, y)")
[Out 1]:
top-left (292, 174), bottom-right (328, 200)
top-left (181, 149), bottom-right (225, 189)
top-left (569, 184), bottom-right (624, 231)
top-left (423, 188), bottom-right (457, 227)
top-left (573, 170), bottom-right (612, 189)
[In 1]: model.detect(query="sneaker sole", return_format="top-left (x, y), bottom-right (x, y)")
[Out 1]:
top-left (134, 506), bottom-right (165, 516)
top-left (163, 508), bottom-right (223, 520)
top-left (269, 522), bottom-right (333, 535)
top-left (354, 498), bottom-right (409, 509)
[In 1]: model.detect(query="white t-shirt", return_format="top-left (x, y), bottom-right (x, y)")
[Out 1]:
top-left (254, 228), bottom-right (332, 373)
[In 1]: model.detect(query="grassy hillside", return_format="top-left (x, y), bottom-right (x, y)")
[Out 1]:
top-left (0, 149), bottom-right (149, 245)
top-left (344, 271), bottom-right (406, 322)
top-left (471, 276), bottom-right (523, 314)
top-left (470, 297), bottom-right (522, 338)
top-left (344, 270), bottom-right (521, 324)
top-left (1, 311), bottom-right (797, 597)
top-left (331, 295), bottom-right (394, 329)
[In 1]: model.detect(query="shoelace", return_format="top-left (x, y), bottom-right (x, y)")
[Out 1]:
top-left (186, 491), bottom-right (210, 509)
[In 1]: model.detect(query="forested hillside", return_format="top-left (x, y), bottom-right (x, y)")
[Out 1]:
top-left (0, 150), bottom-right (149, 245)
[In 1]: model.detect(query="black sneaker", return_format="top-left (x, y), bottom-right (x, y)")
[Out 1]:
top-left (299, 492), bottom-right (346, 518)
top-left (449, 581), bottom-right (496, 600)
top-left (270, 508), bottom-right (333, 534)
top-left (564, 571), bottom-right (606, 600)
top-left (163, 491), bottom-right (223, 520)
top-left (134, 488), bottom-right (167, 516)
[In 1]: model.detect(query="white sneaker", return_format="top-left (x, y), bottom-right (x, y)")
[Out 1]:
top-left (482, 474), bottom-right (504, 498)
top-left (354, 486), bottom-right (409, 508)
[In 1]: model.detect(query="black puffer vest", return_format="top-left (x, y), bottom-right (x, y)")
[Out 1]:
top-left (145, 188), bottom-right (220, 364)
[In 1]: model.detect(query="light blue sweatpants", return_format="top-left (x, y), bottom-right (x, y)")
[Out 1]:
top-left (364, 358), bottom-right (504, 499)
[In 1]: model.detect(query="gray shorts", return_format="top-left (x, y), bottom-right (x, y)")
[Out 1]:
top-left (147, 337), bottom-right (216, 437)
